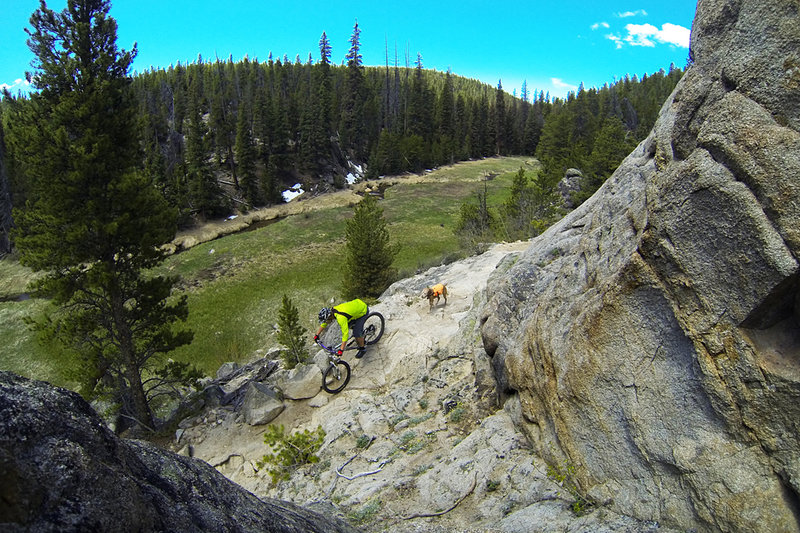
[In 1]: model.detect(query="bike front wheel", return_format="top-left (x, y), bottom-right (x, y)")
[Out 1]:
top-left (363, 312), bottom-right (385, 345)
top-left (322, 359), bottom-right (351, 393)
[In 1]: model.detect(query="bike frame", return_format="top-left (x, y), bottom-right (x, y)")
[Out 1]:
top-left (315, 338), bottom-right (357, 357)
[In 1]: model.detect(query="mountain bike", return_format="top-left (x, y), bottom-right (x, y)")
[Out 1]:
top-left (315, 311), bottom-right (385, 393)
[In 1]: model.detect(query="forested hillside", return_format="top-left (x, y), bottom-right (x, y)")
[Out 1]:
top-left (1, 20), bottom-right (684, 252)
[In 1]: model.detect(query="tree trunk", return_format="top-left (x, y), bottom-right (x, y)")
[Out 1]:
top-left (111, 286), bottom-right (154, 431)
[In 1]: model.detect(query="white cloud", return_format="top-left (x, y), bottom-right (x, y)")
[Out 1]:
top-left (657, 23), bottom-right (691, 47)
top-left (617, 9), bottom-right (648, 18)
top-left (606, 33), bottom-right (624, 49)
top-left (625, 23), bottom-right (660, 46)
top-left (551, 78), bottom-right (578, 91)
top-left (0, 78), bottom-right (32, 94)
top-left (607, 23), bottom-right (690, 49)
top-left (591, 21), bottom-right (610, 30)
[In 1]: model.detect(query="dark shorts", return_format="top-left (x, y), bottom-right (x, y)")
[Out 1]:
top-left (351, 306), bottom-right (369, 338)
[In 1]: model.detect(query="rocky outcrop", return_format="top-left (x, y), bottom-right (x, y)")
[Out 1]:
top-left (557, 168), bottom-right (584, 208)
top-left (167, 241), bottom-right (683, 533)
top-left (481, 1), bottom-right (800, 532)
top-left (0, 371), bottom-right (358, 533)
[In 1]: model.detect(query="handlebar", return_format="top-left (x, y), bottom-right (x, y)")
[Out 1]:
top-left (315, 338), bottom-right (334, 353)
top-left (315, 338), bottom-right (354, 355)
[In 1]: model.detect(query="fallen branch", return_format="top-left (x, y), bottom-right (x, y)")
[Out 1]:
top-left (402, 473), bottom-right (477, 520)
top-left (118, 413), bottom-right (155, 433)
top-left (336, 458), bottom-right (389, 480)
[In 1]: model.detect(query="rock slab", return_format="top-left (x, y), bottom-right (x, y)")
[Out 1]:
top-left (481, 1), bottom-right (800, 532)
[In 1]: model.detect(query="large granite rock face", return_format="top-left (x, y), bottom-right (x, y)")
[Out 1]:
top-left (480, 1), bottom-right (800, 532)
top-left (0, 371), bottom-right (358, 533)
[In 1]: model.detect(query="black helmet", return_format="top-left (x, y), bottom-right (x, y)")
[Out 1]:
top-left (318, 307), bottom-right (333, 322)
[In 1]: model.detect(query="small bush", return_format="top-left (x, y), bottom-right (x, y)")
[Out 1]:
top-left (448, 404), bottom-right (466, 423)
top-left (546, 460), bottom-right (594, 516)
top-left (347, 499), bottom-right (381, 525)
top-left (257, 424), bottom-right (325, 485)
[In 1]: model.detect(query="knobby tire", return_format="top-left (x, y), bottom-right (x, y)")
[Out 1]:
top-left (323, 360), bottom-right (351, 393)
top-left (363, 312), bottom-right (385, 345)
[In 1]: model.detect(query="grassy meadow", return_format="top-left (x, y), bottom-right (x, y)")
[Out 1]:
top-left (0, 156), bottom-right (536, 386)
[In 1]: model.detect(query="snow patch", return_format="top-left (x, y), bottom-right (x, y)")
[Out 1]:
top-left (346, 160), bottom-right (365, 185)
top-left (282, 183), bottom-right (304, 202)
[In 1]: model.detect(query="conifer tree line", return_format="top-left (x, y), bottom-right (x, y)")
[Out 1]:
top-left (0, 19), bottom-right (685, 246)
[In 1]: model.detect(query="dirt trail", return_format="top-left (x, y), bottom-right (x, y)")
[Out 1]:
top-left (349, 241), bottom-right (530, 391)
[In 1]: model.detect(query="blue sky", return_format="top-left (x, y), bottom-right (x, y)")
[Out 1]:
top-left (2, 0), bottom-right (697, 99)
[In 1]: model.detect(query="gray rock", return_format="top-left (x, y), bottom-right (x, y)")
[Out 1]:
top-left (481, 0), bottom-right (800, 531)
top-left (242, 381), bottom-right (285, 426)
top-left (281, 364), bottom-right (322, 400)
top-left (0, 371), bottom-right (358, 533)
top-left (558, 168), bottom-right (584, 208)
top-left (216, 361), bottom-right (239, 379)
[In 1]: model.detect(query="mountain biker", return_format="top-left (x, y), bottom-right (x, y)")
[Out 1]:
top-left (315, 298), bottom-right (369, 359)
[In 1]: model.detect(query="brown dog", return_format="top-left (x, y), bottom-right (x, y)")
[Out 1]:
top-left (423, 283), bottom-right (448, 310)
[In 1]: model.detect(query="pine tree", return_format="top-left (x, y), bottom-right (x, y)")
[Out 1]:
top-left (455, 180), bottom-right (497, 252)
top-left (342, 194), bottom-right (398, 299)
top-left (186, 70), bottom-right (228, 219)
top-left (276, 294), bottom-right (309, 369)
top-left (408, 53), bottom-right (431, 139)
top-left (536, 105), bottom-right (573, 187)
top-left (341, 20), bottom-right (367, 159)
top-left (12, 0), bottom-right (193, 432)
top-left (235, 102), bottom-right (260, 206)
top-left (502, 166), bottom-right (532, 239)
top-left (571, 117), bottom-right (633, 206)
top-left (437, 70), bottom-right (456, 139)
top-left (298, 32), bottom-right (333, 176)
top-left (0, 112), bottom-right (11, 255)
top-left (495, 80), bottom-right (507, 154)
top-left (214, 59), bottom-right (238, 187)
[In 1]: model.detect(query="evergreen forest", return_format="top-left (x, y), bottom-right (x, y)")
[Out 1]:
top-left (1, 20), bottom-right (685, 252)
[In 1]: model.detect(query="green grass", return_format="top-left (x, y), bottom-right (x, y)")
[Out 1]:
top-left (0, 255), bottom-right (37, 299)
top-left (0, 156), bottom-right (537, 383)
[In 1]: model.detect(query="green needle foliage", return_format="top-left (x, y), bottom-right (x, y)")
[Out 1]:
top-left (9, 0), bottom-right (193, 432)
top-left (342, 194), bottom-right (398, 299)
top-left (257, 424), bottom-right (326, 485)
top-left (276, 293), bottom-right (309, 369)
top-left (455, 180), bottom-right (497, 252)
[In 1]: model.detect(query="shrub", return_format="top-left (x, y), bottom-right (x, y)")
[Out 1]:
top-left (546, 460), bottom-right (594, 516)
top-left (276, 294), bottom-right (309, 369)
top-left (257, 424), bottom-right (325, 484)
top-left (347, 499), bottom-right (381, 525)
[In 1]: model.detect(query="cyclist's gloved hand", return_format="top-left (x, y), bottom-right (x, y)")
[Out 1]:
top-left (336, 349), bottom-right (343, 356)
top-left (314, 335), bottom-right (319, 341)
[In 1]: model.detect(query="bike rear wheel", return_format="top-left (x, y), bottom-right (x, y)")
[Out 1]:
top-left (363, 312), bottom-right (385, 345)
top-left (322, 360), bottom-right (351, 393)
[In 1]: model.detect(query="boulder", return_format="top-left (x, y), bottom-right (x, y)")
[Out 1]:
top-left (0, 371), bottom-right (358, 533)
top-left (557, 168), bottom-right (584, 208)
top-left (281, 364), bottom-right (322, 400)
top-left (242, 382), bottom-right (285, 426)
top-left (480, 0), bottom-right (800, 531)
top-left (216, 361), bottom-right (239, 379)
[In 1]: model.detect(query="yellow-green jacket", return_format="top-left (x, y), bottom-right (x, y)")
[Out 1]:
top-left (321, 299), bottom-right (368, 343)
